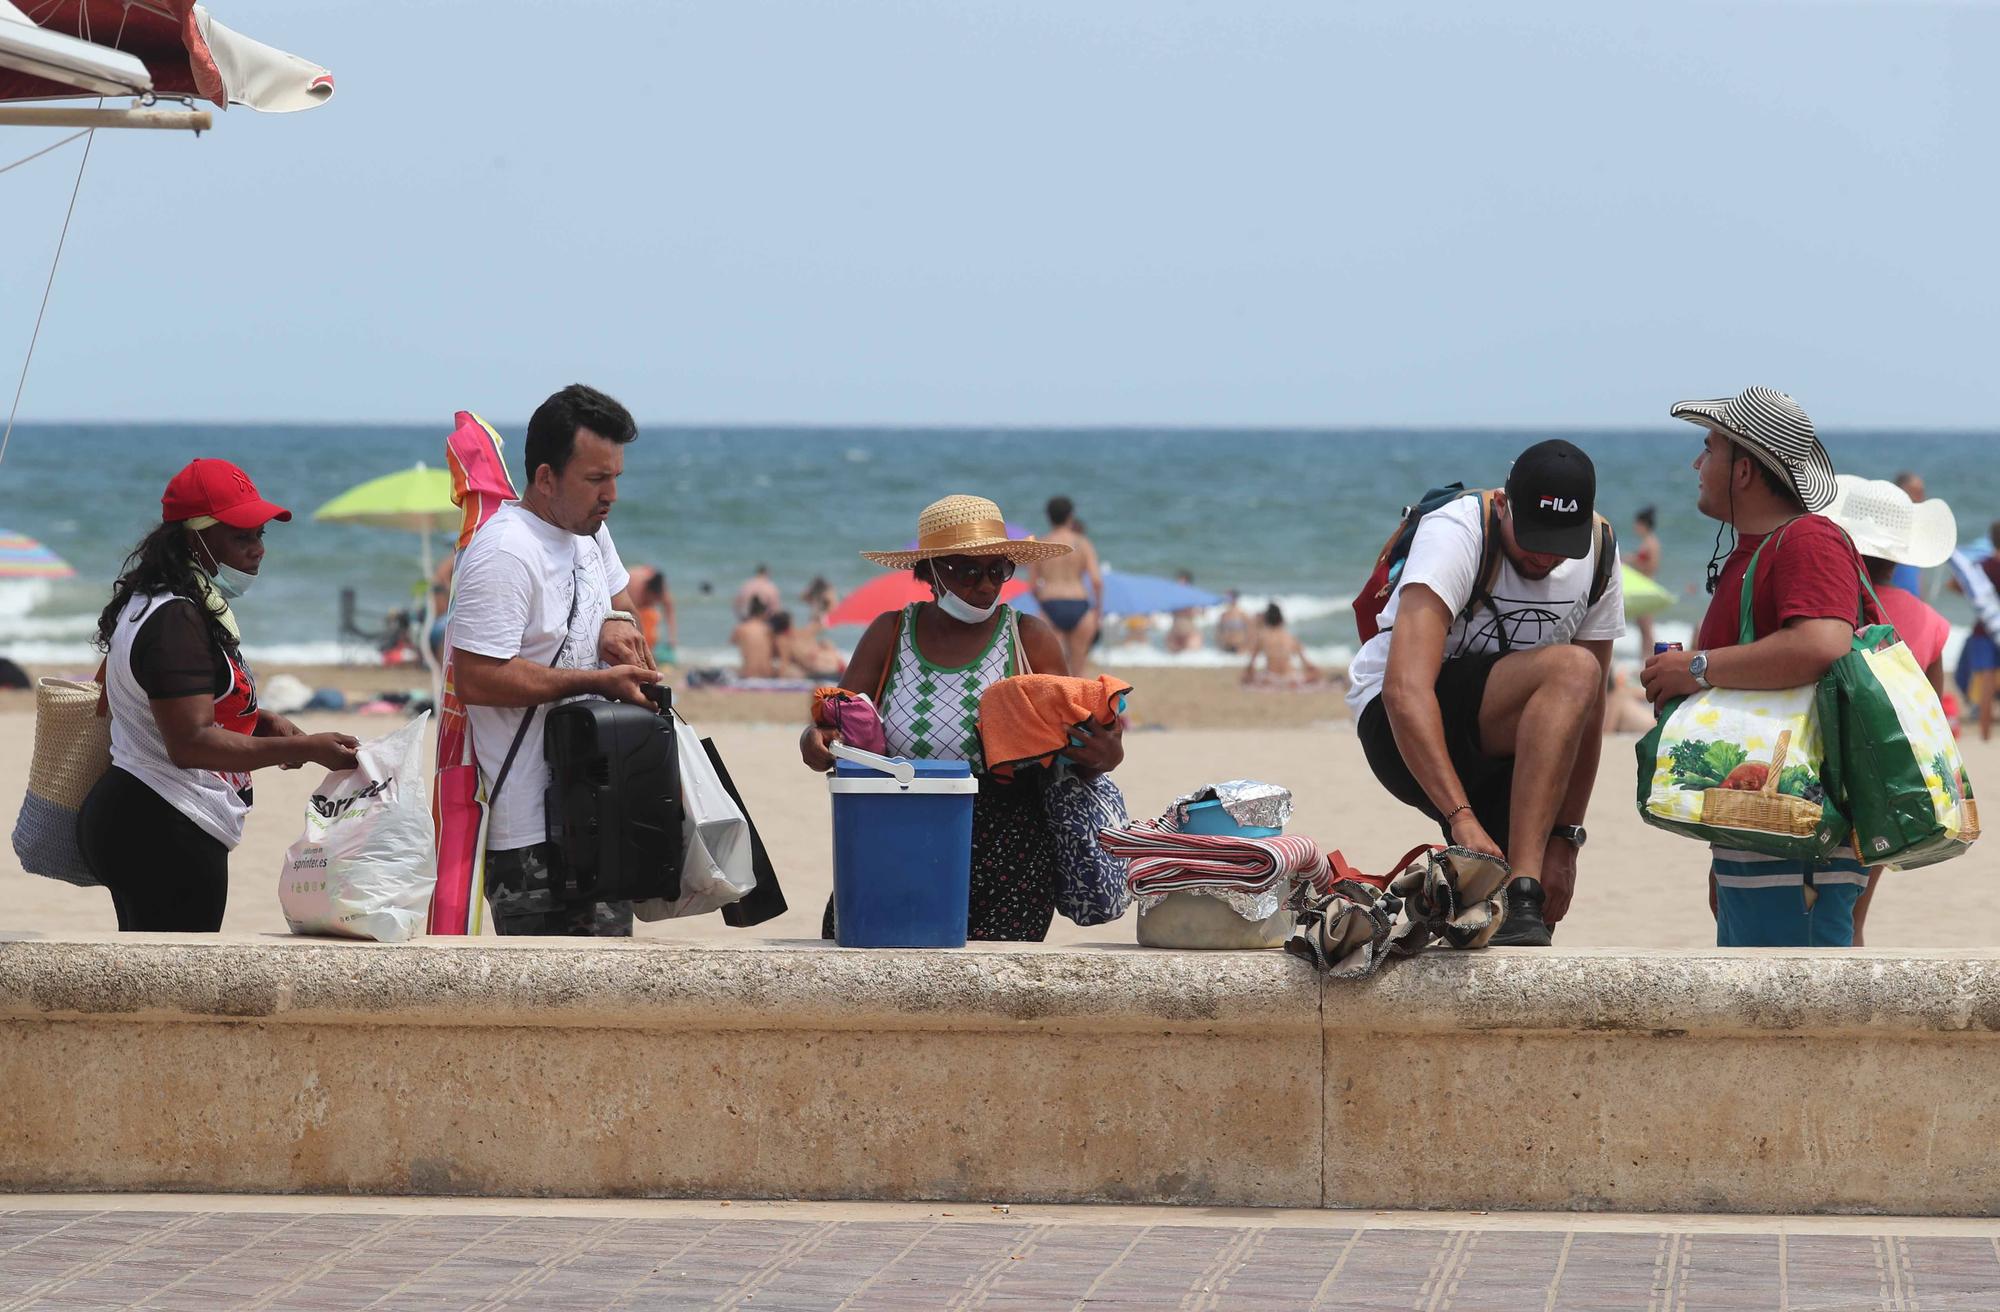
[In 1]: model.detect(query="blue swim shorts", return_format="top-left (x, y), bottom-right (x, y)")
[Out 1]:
top-left (1711, 846), bottom-right (1867, 947)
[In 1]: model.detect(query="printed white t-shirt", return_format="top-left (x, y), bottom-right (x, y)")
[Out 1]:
top-left (448, 501), bottom-right (630, 851)
top-left (1345, 495), bottom-right (1626, 714)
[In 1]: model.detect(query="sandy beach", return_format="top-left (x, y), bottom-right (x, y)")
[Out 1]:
top-left (5, 666), bottom-right (1997, 949)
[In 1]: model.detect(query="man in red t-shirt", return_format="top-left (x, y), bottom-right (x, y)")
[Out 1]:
top-left (1640, 387), bottom-right (1867, 947)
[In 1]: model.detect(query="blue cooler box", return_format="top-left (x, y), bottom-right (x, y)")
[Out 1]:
top-left (830, 756), bottom-right (979, 947)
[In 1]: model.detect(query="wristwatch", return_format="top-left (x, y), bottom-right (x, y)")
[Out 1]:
top-left (1551, 824), bottom-right (1587, 849)
top-left (1689, 650), bottom-right (1712, 690)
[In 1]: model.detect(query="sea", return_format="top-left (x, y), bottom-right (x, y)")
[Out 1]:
top-left (1, 424), bottom-right (1995, 677)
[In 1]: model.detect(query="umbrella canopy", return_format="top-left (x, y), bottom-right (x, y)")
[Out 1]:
top-left (1013, 570), bottom-right (1221, 620)
top-left (1097, 571), bottom-right (1222, 617)
top-left (826, 571), bottom-right (1031, 627)
top-left (315, 463), bottom-right (460, 694)
top-left (0, 0), bottom-right (333, 110)
top-left (313, 464), bottom-right (458, 533)
top-left (0, 528), bottom-right (74, 579)
top-left (1620, 566), bottom-right (1675, 620)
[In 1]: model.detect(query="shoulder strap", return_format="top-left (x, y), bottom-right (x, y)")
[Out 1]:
top-left (1736, 524), bottom-right (1790, 647)
top-left (873, 606), bottom-right (906, 704)
top-left (489, 578), bottom-right (581, 807)
top-left (1587, 516), bottom-right (1617, 607)
top-left (1467, 490), bottom-right (1509, 650)
top-left (1009, 606), bottom-right (1033, 675)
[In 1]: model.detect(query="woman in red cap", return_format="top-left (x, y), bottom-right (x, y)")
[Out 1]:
top-left (78, 459), bottom-right (360, 932)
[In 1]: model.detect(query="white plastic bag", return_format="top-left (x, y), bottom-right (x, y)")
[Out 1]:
top-left (281, 713), bottom-right (435, 942)
top-left (633, 715), bottom-right (755, 921)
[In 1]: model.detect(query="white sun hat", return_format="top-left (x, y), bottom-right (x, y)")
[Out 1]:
top-left (1822, 474), bottom-right (1958, 569)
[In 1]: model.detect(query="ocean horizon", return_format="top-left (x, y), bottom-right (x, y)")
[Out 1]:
top-left (3, 423), bottom-right (1995, 674)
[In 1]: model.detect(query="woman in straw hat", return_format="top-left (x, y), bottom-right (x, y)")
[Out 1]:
top-left (1821, 474), bottom-right (1959, 945)
top-left (800, 494), bottom-right (1124, 940)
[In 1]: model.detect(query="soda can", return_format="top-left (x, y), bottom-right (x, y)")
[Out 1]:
top-left (1654, 642), bottom-right (1683, 655)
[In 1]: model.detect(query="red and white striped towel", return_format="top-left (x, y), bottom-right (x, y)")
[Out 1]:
top-left (1100, 818), bottom-right (1332, 899)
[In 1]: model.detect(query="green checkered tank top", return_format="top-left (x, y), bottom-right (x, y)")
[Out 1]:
top-left (878, 603), bottom-right (1019, 765)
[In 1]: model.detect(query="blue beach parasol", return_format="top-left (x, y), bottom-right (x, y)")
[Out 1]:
top-left (1016, 569), bottom-right (1223, 619)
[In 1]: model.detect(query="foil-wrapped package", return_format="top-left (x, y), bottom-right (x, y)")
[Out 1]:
top-left (1135, 885), bottom-right (1285, 922)
top-left (1170, 779), bottom-right (1293, 832)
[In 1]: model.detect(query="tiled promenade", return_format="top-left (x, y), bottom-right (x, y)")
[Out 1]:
top-left (2, 1198), bottom-right (1998, 1310)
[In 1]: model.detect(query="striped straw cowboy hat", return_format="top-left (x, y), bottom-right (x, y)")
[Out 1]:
top-left (860, 495), bottom-right (1071, 568)
top-left (1670, 386), bottom-right (1837, 512)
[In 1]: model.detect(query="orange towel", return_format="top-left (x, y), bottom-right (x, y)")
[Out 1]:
top-left (978, 674), bottom-right (1132, 782)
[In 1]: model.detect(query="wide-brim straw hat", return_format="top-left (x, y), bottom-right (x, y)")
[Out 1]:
top-left (860, 494), bottom-right (1072, 568)
top-left (1670, 385), bottom-right (1836, 513)
top-left (1823, 474), bottom-right (1958, 569)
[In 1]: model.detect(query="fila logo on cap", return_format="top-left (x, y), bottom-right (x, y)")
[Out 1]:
top-left (1539, 496), bottom-right (1579, 513)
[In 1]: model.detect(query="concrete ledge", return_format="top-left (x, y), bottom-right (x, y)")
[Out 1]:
top-left (3, 938), bottom-right (1999, 1212)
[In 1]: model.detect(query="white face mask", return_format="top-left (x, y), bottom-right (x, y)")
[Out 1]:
top-left (930, 564), bottom-right (1001, 624)
top-left (194, 534), bottom-right (257, 601)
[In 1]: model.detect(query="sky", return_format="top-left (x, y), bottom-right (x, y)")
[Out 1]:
top-left (1, 0), bottom-right (1996, 428)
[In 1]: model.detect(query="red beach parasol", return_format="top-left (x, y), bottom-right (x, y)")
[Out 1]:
top-left (825, 571), bottom-right (1031, 627)
top-left (0, 0), bottom-right (333, 111)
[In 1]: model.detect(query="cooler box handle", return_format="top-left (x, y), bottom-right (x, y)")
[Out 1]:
top-left (829, 740), bottom-right (917, 789)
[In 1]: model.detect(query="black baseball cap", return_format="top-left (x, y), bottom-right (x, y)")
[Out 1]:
top-left (1504, 439), bottom-right (1596, 559)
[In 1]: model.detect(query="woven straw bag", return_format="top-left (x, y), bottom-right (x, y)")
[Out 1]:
top-left (9, 676), bottom-right (111, 886)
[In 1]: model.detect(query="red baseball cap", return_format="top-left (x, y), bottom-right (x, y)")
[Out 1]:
top-left (161, 459), bottom-right (292, 528)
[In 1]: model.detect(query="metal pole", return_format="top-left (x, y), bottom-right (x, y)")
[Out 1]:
top-left (419, 529), bottom-right (442, 710)
top-left (0, 106), bottom-right (210, 131)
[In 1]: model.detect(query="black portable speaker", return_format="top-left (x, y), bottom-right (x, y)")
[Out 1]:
top-left (542, 687), bottom-right (684, 903)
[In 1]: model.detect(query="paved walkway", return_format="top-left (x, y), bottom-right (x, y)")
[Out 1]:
top-left (3, 1198), bottom-right (1999, 1309)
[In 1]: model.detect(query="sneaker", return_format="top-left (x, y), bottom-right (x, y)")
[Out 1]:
top-left (1487, 877), bottom-right (1553, 947)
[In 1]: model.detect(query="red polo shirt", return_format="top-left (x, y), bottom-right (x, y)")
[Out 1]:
top-left (1696, 514), bottom-right (1866, 651)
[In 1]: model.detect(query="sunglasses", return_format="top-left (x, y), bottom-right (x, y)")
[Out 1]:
top-left (931, 558), bottom-right (1016, 586)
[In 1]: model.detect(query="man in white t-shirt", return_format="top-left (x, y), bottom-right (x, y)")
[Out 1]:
top-left (451, 383), bottom-right (661, 936)
top-left (1347, 440), bottom-right (1625, 946)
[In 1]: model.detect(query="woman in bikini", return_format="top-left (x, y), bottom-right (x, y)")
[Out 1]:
top-left (800, 494), bottom-right (1124, 940)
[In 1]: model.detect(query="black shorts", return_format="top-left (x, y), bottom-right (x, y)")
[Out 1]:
top-left (1356, 651), bottom-right (1514, 849)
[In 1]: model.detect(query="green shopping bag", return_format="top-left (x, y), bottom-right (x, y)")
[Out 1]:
top-left (1822, 591), bottom-right (1979, 871)
top-left (1636, 533), bottom-right (1848, 859)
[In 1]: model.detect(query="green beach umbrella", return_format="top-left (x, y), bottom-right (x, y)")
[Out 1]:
top-left (1621, 565), bottom-right (1675, 620)
top-left (314, 463), bottom-right (460, 697)
top-left (313, 463), bottom-right (457, 533)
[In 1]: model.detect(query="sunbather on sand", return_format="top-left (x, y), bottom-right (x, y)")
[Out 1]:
top-left (732, 598), bottom-right (779, 678)
top-left (1242, 604), bottom-right (1320, 688)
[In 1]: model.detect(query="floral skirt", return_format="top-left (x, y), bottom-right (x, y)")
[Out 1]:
top-left (820, 773), bottom-right (1058, 942)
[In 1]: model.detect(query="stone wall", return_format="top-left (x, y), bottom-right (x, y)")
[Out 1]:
top-left (2, 937), bottom-right (1997, 1213)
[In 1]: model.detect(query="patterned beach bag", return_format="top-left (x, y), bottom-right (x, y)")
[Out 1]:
top-left (1636, 534), bottom-right (1848, 860)
top-left (1823, 607), bottom-right (1978, 871)
top-left (1047, 769), bottom-right (1134, 926)
top-left (10, 676), bottom-right (111, 886)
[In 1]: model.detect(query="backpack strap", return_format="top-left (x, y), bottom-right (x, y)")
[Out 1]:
top-left (1586, 515), bottom-right (1617, 609)
top-left (1467, 490), bottom-right (1509, 650)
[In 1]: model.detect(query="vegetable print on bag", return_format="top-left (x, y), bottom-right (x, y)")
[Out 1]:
top-left (1828, 624), bottom-right (1979, 870)
top-left (1640, 686), bottom-right (1846, 859)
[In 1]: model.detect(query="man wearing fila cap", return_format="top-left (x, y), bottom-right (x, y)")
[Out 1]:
top-left (1347, 440), bottom-right (1625, 947)
top-left (1641, 387), bottom-right (1871, 947)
